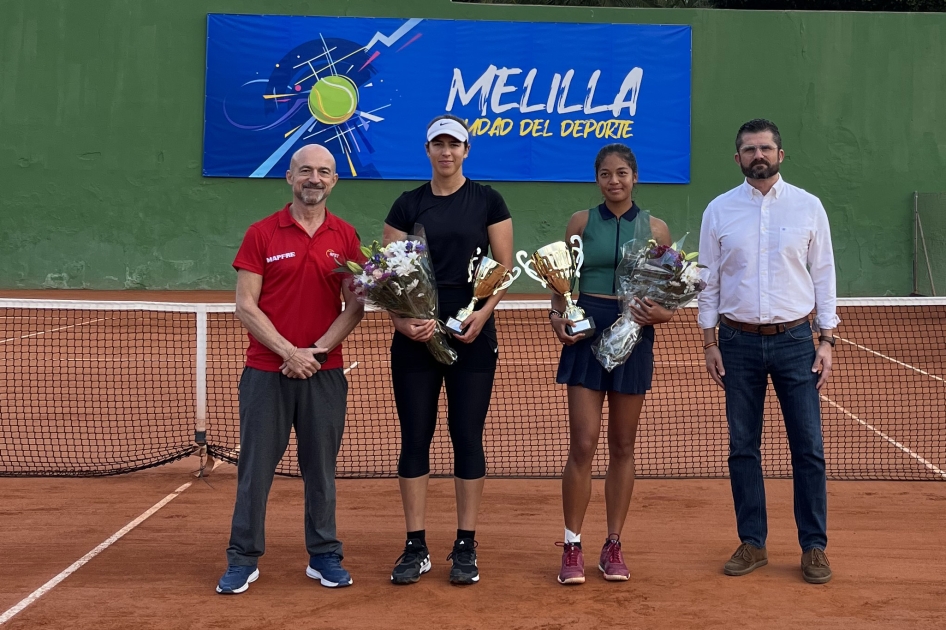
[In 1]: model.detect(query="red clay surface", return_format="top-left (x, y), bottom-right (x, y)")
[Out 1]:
top-left (3, 457), bottom-right (945, 629)
top-left (2, 290), bottom-right (945, 627)
top-left (3, 299), bottom-right (943, 480)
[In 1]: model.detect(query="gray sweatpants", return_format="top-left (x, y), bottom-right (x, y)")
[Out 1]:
top-left (226, 366), bottom-right (347, 566)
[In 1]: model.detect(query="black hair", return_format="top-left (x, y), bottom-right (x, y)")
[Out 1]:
top-left (594, 143), bottom-right (638, 176)
top-left (735, 119), bottom-right (782, 151)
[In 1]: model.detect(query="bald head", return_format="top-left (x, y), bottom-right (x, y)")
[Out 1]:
top-left (290, 144), bottom-right (336, 174)
top-left (286, 144), bottom-right (338, 207)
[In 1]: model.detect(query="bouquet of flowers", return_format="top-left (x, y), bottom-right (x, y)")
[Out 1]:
top-left (338, 227), bottom-right (457, 365)
top-left (592, 235), bottom-right (706, 372)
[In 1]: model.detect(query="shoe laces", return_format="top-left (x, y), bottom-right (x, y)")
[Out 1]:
top-left (732, 543), bottom-right (753, 562)
top-left (316, 553), bottom-right (342, 570)
top-left (556, 542), bottom-right (582, 567)
top-left (447, 539), bottom-right (478, 564)
top-left (603, 539), bottom-right (623, 564)
top-left (224, 565), bottom-right (250, 578)
top-left (394, 541), bottom-right (426, 566)
top-left (809, 548), bottom-right (829, 567)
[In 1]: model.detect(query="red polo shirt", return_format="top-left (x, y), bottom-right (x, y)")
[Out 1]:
top-left (233, 204), bottom-right (363, 372)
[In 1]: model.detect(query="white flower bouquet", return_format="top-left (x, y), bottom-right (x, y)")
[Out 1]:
top-left (593, 236), bottom-right (706, 372)
top-left (338, 228), bottom-right (457, 365)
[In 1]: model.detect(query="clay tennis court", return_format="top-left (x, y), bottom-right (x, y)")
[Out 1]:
top-left (2, 290), bottom-right (945, 628)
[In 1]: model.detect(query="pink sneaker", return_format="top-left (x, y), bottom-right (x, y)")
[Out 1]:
top-left (556, 542), bottom-right (585, 585)
top-left (599, 539), bottom-right (630, 581)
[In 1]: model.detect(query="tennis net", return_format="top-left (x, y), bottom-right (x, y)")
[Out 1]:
top-left (1, 297), bottom-right (944, 480)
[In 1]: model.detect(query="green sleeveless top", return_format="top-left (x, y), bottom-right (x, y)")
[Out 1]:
top-left (578, 203), bottom-right (652, 296)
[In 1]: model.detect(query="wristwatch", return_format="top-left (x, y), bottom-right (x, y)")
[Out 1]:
top-left (549, 309), bottom-right (563, 320)
top-left (818, 335), bottom-right (836, 347)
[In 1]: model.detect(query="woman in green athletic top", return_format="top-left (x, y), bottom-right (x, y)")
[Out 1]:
top-left (550, 144), bottom-right (674, 585)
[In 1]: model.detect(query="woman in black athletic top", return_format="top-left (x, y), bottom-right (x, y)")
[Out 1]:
top-left (383, 115), bottom-right (514, 586)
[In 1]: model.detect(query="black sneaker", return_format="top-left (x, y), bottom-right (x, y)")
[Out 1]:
top-left (391, 538), bottom-right (431, 585)
top-left (447, 538), bottom-right (479, 584)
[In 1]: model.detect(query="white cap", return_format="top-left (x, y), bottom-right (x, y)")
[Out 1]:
top-left (426, 117), bottom-right (469, 143)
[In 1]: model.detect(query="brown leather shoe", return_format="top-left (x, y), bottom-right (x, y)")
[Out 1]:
top-left (723, 543), bottom-right (768, 576)
top-left (801, 548), bottom-right (832, 584)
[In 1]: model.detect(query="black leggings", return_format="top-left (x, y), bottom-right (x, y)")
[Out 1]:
top-left (391, 315), bottom-right (498, 480)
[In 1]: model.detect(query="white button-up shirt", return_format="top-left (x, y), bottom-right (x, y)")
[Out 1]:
top-left (697, 176), bottom-right (840, 331)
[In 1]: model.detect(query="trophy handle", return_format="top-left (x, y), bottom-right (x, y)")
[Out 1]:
top-left (570, 234), bottom-right (585, 278)
top-left (494, 266), bottom-right (520, 293)
top-left (467, 247), bottom-right (482, 283)
top-left (516, 250), bottom-right (546, 287)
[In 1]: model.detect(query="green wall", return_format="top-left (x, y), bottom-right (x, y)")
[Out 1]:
top-left (2, 0), bottom-right (944, 294)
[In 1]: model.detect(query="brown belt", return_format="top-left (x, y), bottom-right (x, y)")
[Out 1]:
top-left (720, 315), bottom-right (809, 335)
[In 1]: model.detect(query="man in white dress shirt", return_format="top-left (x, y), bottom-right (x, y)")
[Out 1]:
top-left (698, 119), bottom-right (839, 584)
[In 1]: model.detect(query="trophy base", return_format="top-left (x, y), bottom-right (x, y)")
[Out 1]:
top-left (567, 317), bottom-right (595, 338)
top-left (445, 317), bottom-right (465, 335)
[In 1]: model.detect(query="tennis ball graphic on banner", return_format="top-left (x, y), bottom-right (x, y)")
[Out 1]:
top-left (308, 75), bottom-right (359, 124)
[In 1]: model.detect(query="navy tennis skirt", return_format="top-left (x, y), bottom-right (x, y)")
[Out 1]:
top-left (556, 293), bottom-right (655, 395)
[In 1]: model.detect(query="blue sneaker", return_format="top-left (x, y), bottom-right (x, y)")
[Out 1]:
top-left (306, 552), bottom-right (352, 587)
top-left (216, 564), bottom-right (259, 594)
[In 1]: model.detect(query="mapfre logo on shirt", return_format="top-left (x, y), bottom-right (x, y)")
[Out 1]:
top-left (325, 249), bottom-right (341, 261)
top-left (266, 252), bottom-right (296, 263)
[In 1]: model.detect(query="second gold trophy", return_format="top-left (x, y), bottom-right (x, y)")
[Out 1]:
top-left (516, 235), bottom-right (595, 337)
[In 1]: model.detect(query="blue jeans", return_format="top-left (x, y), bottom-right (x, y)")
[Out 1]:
top-left (719, 320), bottom-right (827, 552)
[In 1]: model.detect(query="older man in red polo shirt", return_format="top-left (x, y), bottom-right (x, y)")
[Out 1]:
top-left (217, 144), bottom-right (365, 594)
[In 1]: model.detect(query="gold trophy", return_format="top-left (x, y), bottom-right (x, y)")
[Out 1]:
top-left (517, 234), bottom-right (595, 336)
top-left (445, 248), bottom-right (520, 335)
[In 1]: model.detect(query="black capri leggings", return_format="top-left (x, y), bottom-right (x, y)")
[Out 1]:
top-left (391, 303), bottom-right (498, 480)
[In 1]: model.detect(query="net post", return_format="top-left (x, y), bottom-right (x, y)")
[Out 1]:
top-left (915, 196), bottom-right (938, 297)
top-left (194, 305), bottom-right (214, 477)
top-left (914, 192), bottom-right (919, 295)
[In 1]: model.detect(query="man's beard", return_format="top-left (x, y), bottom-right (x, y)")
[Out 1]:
top-left (742, 159), bottom-right (779, 180)
top-left (299, 186), bottom-right (326, 205)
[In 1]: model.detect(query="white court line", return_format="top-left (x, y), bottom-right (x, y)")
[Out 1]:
top-left (0, 469), bottom-right (207, 625)
top-left (0, 318), bottom-right (107, 345)
top-left (838, 337), bottom-right (944, 383)
top-left (821, 395), bottom-right (946, 480)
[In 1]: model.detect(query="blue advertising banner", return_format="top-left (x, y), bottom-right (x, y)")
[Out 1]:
top-left (203, 15), bottom-right (691, 183)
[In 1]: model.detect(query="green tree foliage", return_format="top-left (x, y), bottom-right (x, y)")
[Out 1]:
top-left (458, 0), bottom-right (714, 8)
top-left (713, 0), bottom-right (944, 10)
top-left (458, 0), bottom-right (946, 10)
